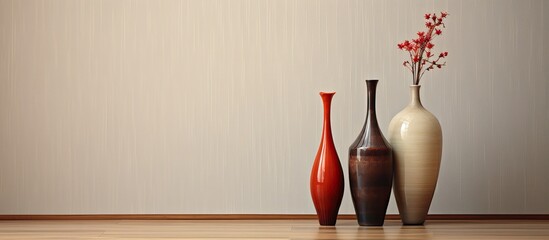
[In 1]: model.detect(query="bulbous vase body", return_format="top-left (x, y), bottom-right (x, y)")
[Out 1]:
top-left (388, 85), bottom-right (442, 225)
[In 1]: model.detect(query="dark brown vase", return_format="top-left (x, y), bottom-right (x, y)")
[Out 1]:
top-left (349, 80), bottom-right (394, 226)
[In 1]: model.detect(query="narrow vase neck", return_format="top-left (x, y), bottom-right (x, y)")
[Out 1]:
top-left (320, 92), bottom-right (335, 140)
top-left (409, 85), bottom-right (424, 108)
top-left (366, 80), bottom-right (378, 122)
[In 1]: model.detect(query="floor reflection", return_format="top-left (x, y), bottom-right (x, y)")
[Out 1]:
top-left (292, 221), bottom-right (434, 240)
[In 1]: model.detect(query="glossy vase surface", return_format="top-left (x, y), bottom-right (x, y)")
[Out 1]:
top-left (310, 92), bottom-right (345, 226)
top-left (388, 85), bottom-right (442, 225)
top-left (349, 80), bottom-right (393, 226)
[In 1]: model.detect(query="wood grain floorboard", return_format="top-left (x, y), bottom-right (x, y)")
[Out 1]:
top-left (1, 214), bottom-right (548, 220)
top-left (1, 220), bottom-right (549, 239)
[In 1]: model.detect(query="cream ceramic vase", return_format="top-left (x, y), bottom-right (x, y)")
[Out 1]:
top-left (388, 85), bottom-right (442, 225)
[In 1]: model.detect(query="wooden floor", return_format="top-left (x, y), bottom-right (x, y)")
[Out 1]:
top-left (1, 219), bottom-right (549, 239)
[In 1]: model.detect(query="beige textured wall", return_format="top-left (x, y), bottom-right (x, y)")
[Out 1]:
top-left (0, 0), bottom-right (548, 214)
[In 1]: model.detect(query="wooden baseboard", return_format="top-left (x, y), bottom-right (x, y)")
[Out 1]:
top-left (1, 214), bottom-right (548, 221)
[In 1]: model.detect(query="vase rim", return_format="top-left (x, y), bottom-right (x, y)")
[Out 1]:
top-left (320, 91), bottom-right (336, 95)
top-left (410, 85), bottom-right (421, 87)
top-left (365, 79), bottom-right (379, 81)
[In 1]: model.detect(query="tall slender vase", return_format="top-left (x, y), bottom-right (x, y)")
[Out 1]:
top-left (310, 92), bottom-right (345, 226)
top-left (388, 85), bottom-right (442, 225)
top-left (349, 80), bottom-right (394, 226)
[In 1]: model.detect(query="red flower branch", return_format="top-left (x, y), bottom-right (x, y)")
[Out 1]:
top-left (398, 11), bottom-right (449, 85)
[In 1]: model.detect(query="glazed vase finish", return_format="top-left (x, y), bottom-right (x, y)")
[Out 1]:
top-left (388, 85), bottom-right (442, 225)
top-left (310, 92), bottom-right (345, 226)
top-left (349, 80), bottom-right (394, 226)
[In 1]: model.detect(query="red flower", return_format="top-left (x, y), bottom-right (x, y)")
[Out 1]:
top-left (398, 11), bottom-right (449, 85)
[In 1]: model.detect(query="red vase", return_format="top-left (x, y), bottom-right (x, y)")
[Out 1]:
top-left (310, 92), bottom-right (345, 226)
